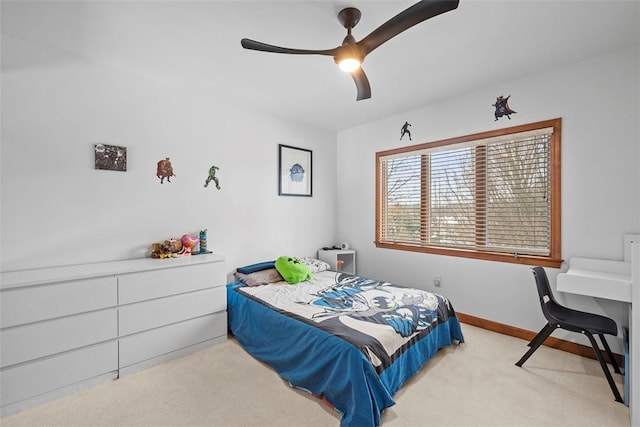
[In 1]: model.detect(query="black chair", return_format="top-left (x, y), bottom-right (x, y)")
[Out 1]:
top-left (515, 266), bottom-right (623, 403)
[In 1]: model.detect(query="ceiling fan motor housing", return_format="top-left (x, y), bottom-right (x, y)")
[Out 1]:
top-left (338, 7), bottom-right (361, 30)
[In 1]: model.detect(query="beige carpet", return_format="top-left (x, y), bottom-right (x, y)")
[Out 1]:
top-left (1, 324), bottom-right (630, 427)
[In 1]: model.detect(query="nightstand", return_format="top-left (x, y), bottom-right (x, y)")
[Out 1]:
top-left (317, 249), bottom-right (356, 275)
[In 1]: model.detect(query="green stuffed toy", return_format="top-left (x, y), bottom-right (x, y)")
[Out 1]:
top-left (275, 256), bottom-right (312, 284)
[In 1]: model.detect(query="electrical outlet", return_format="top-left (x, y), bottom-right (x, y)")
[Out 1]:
top-left (434, 275), bottom-right (442, 287)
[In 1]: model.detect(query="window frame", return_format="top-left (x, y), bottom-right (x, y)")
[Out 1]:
top-left (375, 118), bottom-right (562, 268)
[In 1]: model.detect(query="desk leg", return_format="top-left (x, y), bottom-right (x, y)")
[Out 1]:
top-left (630, 243), bottom-right (640, 425)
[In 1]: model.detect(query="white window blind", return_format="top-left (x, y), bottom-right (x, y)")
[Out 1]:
top-left (377, 119), bottom-right (561, 265)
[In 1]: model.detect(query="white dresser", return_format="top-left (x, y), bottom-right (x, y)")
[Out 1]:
top-left (0, 254), bottom-right (226, 416)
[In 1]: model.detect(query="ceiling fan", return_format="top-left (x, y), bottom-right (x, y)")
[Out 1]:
top-left (240, 0), bottom-right (460, 101)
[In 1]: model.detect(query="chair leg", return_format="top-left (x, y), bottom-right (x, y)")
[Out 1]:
top-left (598, 334), bottom-right (622, 375)
top-left (585, 332), bottom-right (623, 403)
top-left (516, 323), bottom-right (555, 367)
top-left (527, 323), bottom-right (555, 347)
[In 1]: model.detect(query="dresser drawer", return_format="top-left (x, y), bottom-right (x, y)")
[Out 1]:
top-left (118, 312), bottom-right (226, 368)
top-left (1, 276), bottom-right (117, 328)
top-left (0, 309), bottom-right (117, 368)
top-left (118, 287), bottom-right (225, 336)
top-left (0, 341), bottom-right (117, 407)
top-left (118, 261), bottom-right (225, 304)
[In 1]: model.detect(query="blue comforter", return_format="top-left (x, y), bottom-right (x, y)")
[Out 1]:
top-left (227, 271), bottom-right (464, 427)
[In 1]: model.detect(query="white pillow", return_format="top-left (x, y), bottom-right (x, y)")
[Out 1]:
top-left (300, 257), bottom-right (331, 273)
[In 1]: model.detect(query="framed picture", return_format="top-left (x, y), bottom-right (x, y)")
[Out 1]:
top-left (278, 144), bottom-right (312, 197)
top-left (94, 143), bottom-right (127, 172)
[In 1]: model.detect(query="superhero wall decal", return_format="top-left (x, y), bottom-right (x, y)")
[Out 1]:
top-left (154, 159), bottom-right (222, 190)
top-left (156, 157), bottom-right (175, 184)
top-left (492, 95), bottom-right (517, 121)
top-left (204, 165), bottom-right (221, 190)
top-left (400, 121), bottom-right (412, 141)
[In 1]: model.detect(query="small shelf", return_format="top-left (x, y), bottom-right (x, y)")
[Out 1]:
top-left (317, 250), bottom-right (356, 275)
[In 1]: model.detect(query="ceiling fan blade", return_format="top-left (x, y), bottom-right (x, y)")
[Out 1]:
top-left (241, 38), bottom-right (339, 56)
top-left (358, 0), bottom-right (460, 55)
top-left (351, 67), bottom-right (371, 101)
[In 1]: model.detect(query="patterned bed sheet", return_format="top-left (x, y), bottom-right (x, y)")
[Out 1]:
top-left (236, 270), bottom-right (461, 373)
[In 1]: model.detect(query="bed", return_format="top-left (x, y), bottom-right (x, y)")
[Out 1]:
top-left (227, 260), bottom-right (464, 427)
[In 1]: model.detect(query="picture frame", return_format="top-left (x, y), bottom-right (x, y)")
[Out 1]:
top-left (94, 143), bottom-right (127, 172)
top-left (278, 144), bottom-right (312, 197)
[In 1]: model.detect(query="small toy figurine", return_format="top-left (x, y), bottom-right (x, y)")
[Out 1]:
top-left (400, 121), bottom-right (412, 140)
top-left (492, 95), bottom-right (517, 121)
top-left (204, 165), bottom-right (221, 189)
top-left (199, 229), bottom-right (208, 254)
top-left (157, 157), bottom-right (175, 184)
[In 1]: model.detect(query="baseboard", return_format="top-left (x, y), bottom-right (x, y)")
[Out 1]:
top-left (456, 311), bottom-right (624, 367)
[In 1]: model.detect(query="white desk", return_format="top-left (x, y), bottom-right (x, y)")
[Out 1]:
top-left (557, 257), bottom-right (631, 303)
top-left (556, 243), bottom-right (639, 426)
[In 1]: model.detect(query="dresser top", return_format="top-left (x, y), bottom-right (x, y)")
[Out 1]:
top-left (0, 254), bottom-right (225, 290)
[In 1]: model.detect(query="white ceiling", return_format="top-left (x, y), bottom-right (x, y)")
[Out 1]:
top-left (2, 0), bottom-right (639, 132)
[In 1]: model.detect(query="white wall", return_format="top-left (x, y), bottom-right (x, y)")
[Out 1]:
top-left (336, 45), bottom-right (640, 351)
top-left (0, 35), bottom-right (338, 276)
top-left (2, 4), bottom-right (638, 355)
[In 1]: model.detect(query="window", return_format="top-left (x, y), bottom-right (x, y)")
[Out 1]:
top-left (375, 118), bottom-right (561, 267)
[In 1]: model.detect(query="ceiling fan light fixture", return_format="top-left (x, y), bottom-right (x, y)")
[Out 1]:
top-left (335, 43), bottom-right (363, 72)
top-left (240, 1), bottom-right (460, 101)
top-left (338, 57), bottom-right (361, 72)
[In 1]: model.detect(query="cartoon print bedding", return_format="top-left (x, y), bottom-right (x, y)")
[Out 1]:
top-left (227, 270), bottom-right (464, 427)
